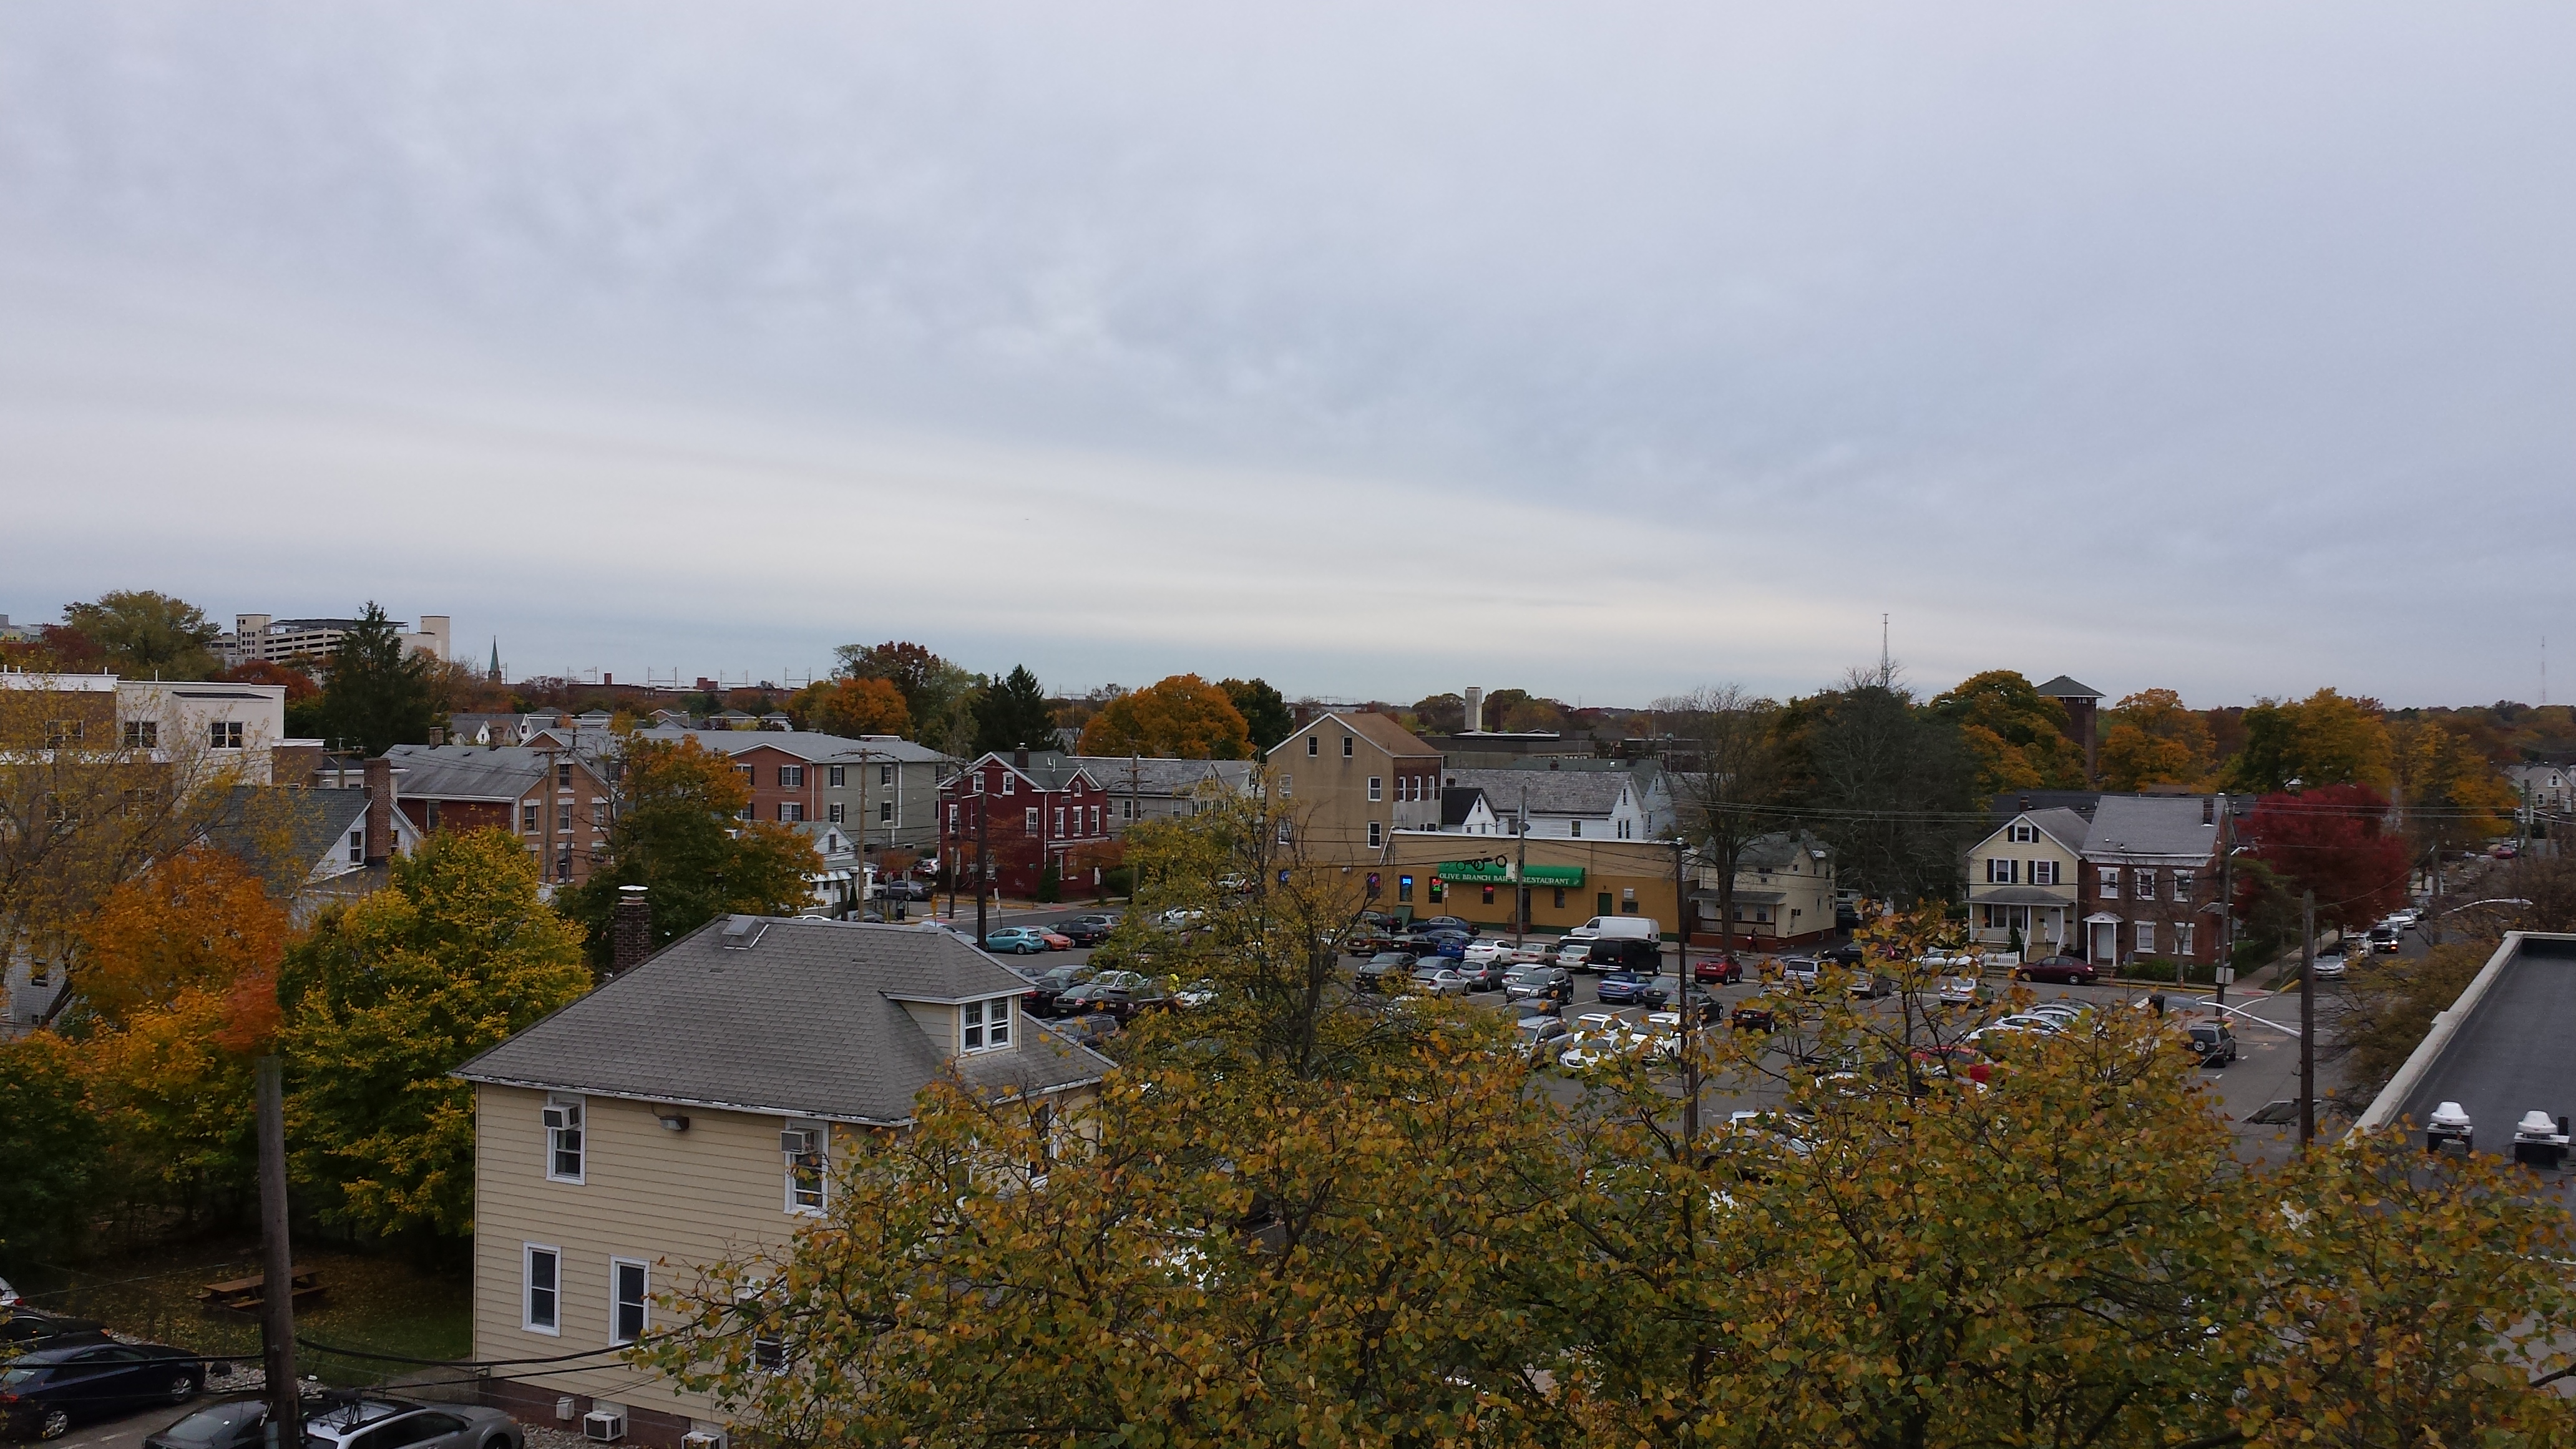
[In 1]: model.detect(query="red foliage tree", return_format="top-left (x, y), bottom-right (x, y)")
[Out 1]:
top-left (2241, 784), bottom-right (2410, 930)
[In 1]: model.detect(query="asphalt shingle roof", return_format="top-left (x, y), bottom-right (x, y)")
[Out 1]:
top-left (1444, 768), bottom-right (1630, 818)
top-left (2032, 675), bottom-right (2104, 701)
top-left (2082, 794), bottom-right (2220, 861)
top-left (456, 917), bottom-right (1112, 1123)
top-left (383, 744), bottom-right (553, 800)
top-left (635, 728), bottom-right (956, 765)
top-left (1068, 755), bottom-right (1256, 798)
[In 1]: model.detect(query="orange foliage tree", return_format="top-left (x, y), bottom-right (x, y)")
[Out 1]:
top-left (793, 676), bottom-right (912, 738)
top-left (1076, 674), bottom-right (1251, 759)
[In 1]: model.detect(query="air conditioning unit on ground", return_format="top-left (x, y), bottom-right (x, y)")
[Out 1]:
top-left (582, 1410), bottom-right (625, 1443)
top-left (682, 1432), bottom-right (727, 1449)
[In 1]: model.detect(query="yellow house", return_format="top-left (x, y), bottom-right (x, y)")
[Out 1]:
top-left (1963, 807), bottom-right (2089, 957)
top-left (454, 915), bottom-right (1111, 1446)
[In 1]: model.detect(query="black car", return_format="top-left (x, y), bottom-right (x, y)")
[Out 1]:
top-left (0, 1340), bottom-right (202, 1440)
top-left (1582, 938), bottom-right (1665, 976)
top-left (143, 1398), bottom-right (271, 1449)
top-left (1053, 971), bottom-right (1168, 1023)
top-left (2186, 1022), bottom-right (2239, 1066)
top-left (1354, 952), bottom-right (1418, 992)
top-left (1056, 914), bottom-right (1119, 946)
top-left (1416, 916), bottom-right (1472, 935)
top-left (0, 1306), bottom-right (109, 1349)
top-left (1022, 962), bottom-right (1099, 1016)
top-left (1818, 943), bottom-right (1869, 966)
top-left (1730, 1002), bottom-right (1783, 1032)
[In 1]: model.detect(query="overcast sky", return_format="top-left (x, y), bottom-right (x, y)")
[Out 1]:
top-left (2, 3), bottom-right (2569, 708)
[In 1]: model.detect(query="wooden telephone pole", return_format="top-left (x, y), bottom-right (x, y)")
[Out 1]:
top-left (256, 1058), bottom-right (302, 1449)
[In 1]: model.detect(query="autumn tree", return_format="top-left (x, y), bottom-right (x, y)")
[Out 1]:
top-left (1407, 691), bottom-right (1466, 734)
top-left (280, 828), bottom-right (590, 1236)
top-left (2240, 784), bottom-right (2409, 932)
top-left (0, 1033), bottom-right (106, 1264)
top-left (1219, 677), bottom-right (1295, 753)
top-left (316, 602), bottom-right (436, 754)
top-left (59, 590), bottom-right (223, 680)
top-left (1656, 684), bottom-right (1787, 959)
top-left (1929, 668), bottom-right (2087, 798)
top-left (2388, 717), bottom-right (2516, 861)
top-left (72, 846), bottom-right (289, 1036)
top-left (559, 736), bottom-right (818, 968)
top-left (0, 677), bottom-right (275, 1027)
top-left (1777, 675), bottom-right (1979, 904)
top-left (832, 641), bottom-right (976, 748)
top-left (1075, 673), bottom-right (1251, 760)
top-left (968, 664), bottom-right (1058, 755)
top-left (2097, 687), bottom-right (2215, 791)
top-left (788, 676), bottom-right (910, 738)
top-left (2223, 688), bottom-right (2393, 794)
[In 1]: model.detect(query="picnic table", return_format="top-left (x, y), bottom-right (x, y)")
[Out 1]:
top-left (199, 1267), bottom-right (324, 1312)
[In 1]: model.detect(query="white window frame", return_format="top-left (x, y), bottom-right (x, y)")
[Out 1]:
top-left (1307, 736), bottom-right (1319, 756)
top-left (1024, 807), bottom-right (1040, 836)
top-left (828, 802), bottom-right (845, 823)
top-left (2133, 868), bottom-right (2157, 902)
top-left (783, 1121), bottom-right (828, 1215)
top-left (827, 765), bottom-right (846, 787)
top-left (2174, 922), bottom-right (2195, 957)
top-left (544, 1095), bottom-right (585, 1183)
top-left (880, 800), bottom-right (894, 823)
top-left (880, 764), bottom-right (893, 786)
top-left (1000, 773), bottom-right (1016, 796)
top-left (2031, 859), bottom-right (2058, 886)
top-left (2135, 920), bottom-right (2158, 954)
top-left (1053, 806), bottom-right (1066, 834)
top-left (2009, 822), bottom-right (2036, 843)
top-left (523, 1243), bottom-right (562, 1334)
top-left (1342, 735), bottom-right (1354, 758)
top-left (610, 1257), bottom-right (649, 1346)
top-left (961, 995), bottom-right (1013, 1054)
top-left (779, 802), bottom-right (804, 822)
top-left (779, 764), bottom-right (804, 788)
top-left (2173, 869), bottom-right (2195, 899)
top-left (2099, 867), bottom-right (2120, 899)
top-left (1367, 776), bottom-right (1382, 801)
top-left (1367, 821), bottom-right (1383, 847)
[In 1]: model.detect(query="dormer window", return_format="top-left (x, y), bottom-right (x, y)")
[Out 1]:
top-left (962, 996), bottom-right (1013, 1053)
top-left (2008, 822), bottom-right (2037, 843)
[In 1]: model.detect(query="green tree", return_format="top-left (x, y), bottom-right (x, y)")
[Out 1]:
top-left (2223, 689), bottom-right (2393, 794)
top-left (60, 590), bottom-right (222, 680)
top-left (1219, 677), bottom-right (1295, 754)
top-left (317, 602), bottom-right (436, 754)
top-left (969, 664), bottom-right (1058, 756)
top-left (0, 1033), bottom-right (105, 1266)
top-left (1075, 673), bottom-right (1251, 759)
top-left (1780, 676), bottom-right (1978, 904)
top-left (1929, 668), bottom-right (2087, 798)
top-left (559, 736), bottom-right (818, 968)
top-left (280, 829), bottom-right (590, 1236)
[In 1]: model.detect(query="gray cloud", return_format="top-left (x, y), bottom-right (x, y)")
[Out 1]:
top-left (2, 2), bottom-right (2569, 706)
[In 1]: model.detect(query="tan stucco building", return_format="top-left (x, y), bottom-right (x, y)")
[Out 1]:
top-left (1271, 711), bottom-right (1444, 861)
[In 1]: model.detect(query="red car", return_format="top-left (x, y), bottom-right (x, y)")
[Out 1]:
top-left (2014, 955), bottom-right (2099, 985)
top-left (1910, 1044), bottom-right (1993, 1085)
top-left (1693, 955), bottom-right (1745, 985)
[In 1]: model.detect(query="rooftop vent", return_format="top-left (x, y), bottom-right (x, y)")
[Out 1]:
top-left (718, 915), bottom-right (767, 950)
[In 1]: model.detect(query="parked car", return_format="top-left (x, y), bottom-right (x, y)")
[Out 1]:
top-left (1908, 1043), bottom-right (1993, 1085)
top-left (984, 926), bottom-right (1050, 955)
top-left (1503, 965), bottom-right (1573, 1006)
top-left (1582, 938), bottom-right (1665, 977)
top-left (1049, 1012), bottom-right (1122, 1050)
top-left (1173, 978), bottom-right (1220, 1009)
top-left (2023, 1002), bottom-right (2087, 1027)
top-left (142, 1397), bottom-right (275, 1449)
top-left (1412, 930), bottom-right (1472, 960)
top-left (1777, 957), bottom-right (1823, 992)
top-left (1595, 969), bottom-right (1671, 1007)
top-left (2367, 924), bottom-right (2403, 954)
top-left (1465, 939), bottom-right (1546, 968)
top-left (1417, 916), bottom-right (1472, 935)
top-left (2014, 955), bottom-right (2099, 985)
top-left (1034, 928), bottom-right (1074, 950)
top-left (1933, 975), bottom-right (1986, 1007)
top-left (1847, 973), bottom-right (1897, 1000)
top-left (1730, 1001), bottom-right (1783, 1032)
top-left (1022, 963), bottom-right (1098, 1015)
top-left (2386, 905), bottom-right (2425, 929)
top-left (1053, 970), bottom-right (1167, 1022)
top-left (1408, 965), bottom-right (1470, 997)
top-left (1451, 960), bottom-right (1508, 992)
top-left (300, 1399), bottom-right (525, 1449)
top-left (1354, 952), bottom-right (1418, 992)
top-left (0, 1340), bottom-right (203, 1441)
top-left (1692, 954), bottom-right (1745, 986)
top-left (1056, 914), bottom-right (1119, 945)
top-left (1818, 943), bottom-right (1870, 966)
top-left (0, 1306), bottom-right (108, 1349)
top-left (2310, 945), bottom-right (2349, 980)
top-left (1553, 939), bottom-right (1598, 972)
top-left (1515, 1015), bottom-right (1571, 1060)
top-left (2186, 1021), bottom-right (2240, 1065)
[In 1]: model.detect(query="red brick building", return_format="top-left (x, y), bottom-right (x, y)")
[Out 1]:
top-left (936, 750), bottom-right (1115, 898)
top-left (383, 744), bottom-right (615, 889)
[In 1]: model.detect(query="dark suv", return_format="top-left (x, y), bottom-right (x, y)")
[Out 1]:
top-left (1582, 938), bottom-right (1666, 977)
top-left (2186, 1022), bottom-right (2239, 1066)
top-left (1055, 914), bottom-right (1118, 947)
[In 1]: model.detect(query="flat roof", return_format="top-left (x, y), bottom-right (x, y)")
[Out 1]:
top-left (2361, 933), bottom-right (2576, 1156)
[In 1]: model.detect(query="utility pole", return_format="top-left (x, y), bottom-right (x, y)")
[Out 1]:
top-left (975, 772), bottom-right (991, 945)
top-left (2298, 890), bottom-right (2315, 1149)
top-left (1676, 836), bottom-right (1698, 1146)
top-left (256, 1058), bottom-right (302, 1449)
top-left (2215, 794), bottom-right (2232, 1006)
top-left (1514, 785), bottom-right (1530, 948)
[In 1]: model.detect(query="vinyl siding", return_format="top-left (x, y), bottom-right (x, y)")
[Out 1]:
top-left (472, 1085), bottom-right (839, 1420)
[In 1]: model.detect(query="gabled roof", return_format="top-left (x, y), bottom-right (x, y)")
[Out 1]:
top-left (456, 916), bottom-right (1112, 1124)
top-left (1990, 790), bottom-right (2104, 822)
top-left (959, 751), bottom-right (1102, 793)
top-left (1444, 768), bottom-right (1631, 818)
top-left (382, 744), bottom-right (560, 801)
top-left (2081, 794), bottom-right (2221, 862)
top-left (1304, 711), bottom-right (1438, 759)
top-left (634, 728), bottom-right (955, 766)
top-left (2032, 675), bottom-right (2104, 701)
top-left (1068, 756), bottom-right (1257, 798)
top-left (1976, 806), bottom-right (2092, 855)
top-left (1439, 786), bottom-right (1493, 829)
top-left (202, 785), bottom-right (373, 890)
top-left (1739, 831), bottom-right (1832, 871)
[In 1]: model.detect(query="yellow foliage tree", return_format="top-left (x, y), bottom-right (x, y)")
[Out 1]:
top-left (2097, 687), bottom-right (2216, 791)
top-left (791, 676), bottom-right (910, 738)
top-left (1075, 674), bottom-right (1251, 759)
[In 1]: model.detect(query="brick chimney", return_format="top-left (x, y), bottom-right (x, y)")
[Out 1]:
top-left (363, 756), bottom-right (393, 866)
top-left (1013, 748), bottom-right (1029, 768)
top-left (612, 886), bottom-right (652, 973)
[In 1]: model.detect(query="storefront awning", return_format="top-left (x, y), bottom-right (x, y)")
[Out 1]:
top-left (1438, 861), bottom-right (1585, 887)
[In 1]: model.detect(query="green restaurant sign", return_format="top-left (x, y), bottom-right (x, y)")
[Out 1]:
top-left (1437, 860), bottom-right (1585, 887)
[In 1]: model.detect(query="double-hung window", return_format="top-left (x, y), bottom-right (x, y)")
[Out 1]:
top-left (2135, 920), bottom-right (2159, 954)
top-left (2009, 822), bottom-right (2037, 843)
top-left (1024, 807), bottom-right (1040, 836)
top-left (522, 802), bottom-right (539, 832)
top-left (1053, 807), bottom-right (1066, 834)
top-left (783, 1123), bottom-right (827, 1214)
top-left (523, 1245), bottom-right (562, 1334)
top-left (611, 1259), bottom-right (648, 1345)
top-left (1307, 736), bottom-right (1319, 756)
top-left (829, 802), bottom-right (845, 823)
top-left (209, 721), bottom-right (244, 749)
top-left (880, 765), bottom-right (893, 786)
top-left (881, 800), bottom-right (894, 823)
top-left (2174, 922), bottom-right (2195, 956)
top-left (122, 721), bottom-right (158, 748)
top-left (2031, 859), bottom-right (2059, 886)
top-left (1367, 777), bottom-right (1382, 802)
top-left (2173, 869), bottom-right (2195, 899)
top-left (1000, 773), bottom-right (1015, 796)
top-left (2132, 869), bottom-right (2158, 902)
top-left (543, 1096), bottom-right (585, 1182)
top-left (827, 765), bottom-right (846, 787)
top-left (779, 765), bottom-right (804, 787)
top-left (962, 996), bottom-right (1012, 1053)
top-left (1986, 858), bottom-right (2017, 884)
top-left (2099, 867), bottom-right (2121, 899)
top-left (1342, 736), bottom-right (1354, 758)
top-left (779, 803), bottom-right (804, 822)
top-left (1367, 821), bottom-right (1384, 847)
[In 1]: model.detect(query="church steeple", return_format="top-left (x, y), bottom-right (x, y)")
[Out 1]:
top-left (487, 638), bottom-right (502, 684)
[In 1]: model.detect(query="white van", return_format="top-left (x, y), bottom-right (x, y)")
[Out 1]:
top-left (1568, 915), bottom-right (1660, 943)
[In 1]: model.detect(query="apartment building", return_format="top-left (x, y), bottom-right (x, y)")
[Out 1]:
top-left (633, 729), bottom-right (954, 854)
top-left (1270, 711), bottom-right (1443, 859)
top-left (218, 612), bottom-right (449, 668)
top-left (383, 744), bottom-right (615, 889)
top-left (936, 751), bottom-right (1115, 898)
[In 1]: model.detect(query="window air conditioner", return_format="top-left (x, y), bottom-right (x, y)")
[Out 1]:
top-left (582, 1410), bottom-right (626, 1443)
top-left (780, 1128), bottom-right (814, 1156)
top-left (682, 1433), bottom-right (727, 1449)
